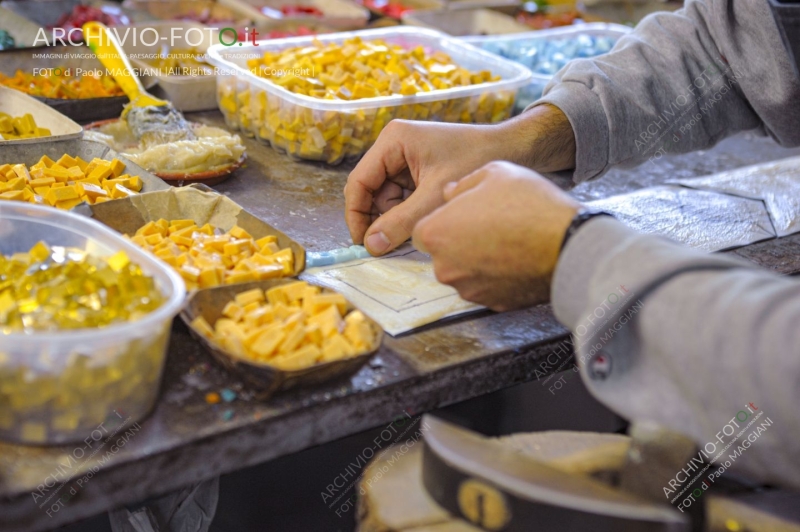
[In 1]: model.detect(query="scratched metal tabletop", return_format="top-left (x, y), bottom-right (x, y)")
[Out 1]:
top-left (2, 112), bottom-right (800, 532)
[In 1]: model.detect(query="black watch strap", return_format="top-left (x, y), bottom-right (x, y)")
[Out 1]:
top-left (560, 208), bottom-right (615, 252)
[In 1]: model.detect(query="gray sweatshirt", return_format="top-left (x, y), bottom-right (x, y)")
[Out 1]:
top-left (539, 0), bottom-right (800, 183)
top-left (538, 0), bottom-right (800, 493)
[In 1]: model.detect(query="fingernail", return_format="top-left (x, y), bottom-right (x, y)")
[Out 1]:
top-left (366, 231), bottom-right (391, 254)
top-left (443, 181), bottom-right (457, 198)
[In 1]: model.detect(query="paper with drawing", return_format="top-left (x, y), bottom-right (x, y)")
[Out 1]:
top-left (301, 244), bottom-right (481, 336)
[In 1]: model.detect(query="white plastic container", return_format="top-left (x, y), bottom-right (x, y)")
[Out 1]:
top-left (222, 0), bottom-right (369, 30)
top-left (402, 7), bottom-right (529, 36)
top-left (463, 23), bottom-right (631, 113)
top-left (124, 21), bottom-right (219, 112)
top-left (207, 26), bottom-right (532, 164)
top-left (0, 87), bottom-right (84, 144)
top-left (0, 202), bottom-right (185, 444)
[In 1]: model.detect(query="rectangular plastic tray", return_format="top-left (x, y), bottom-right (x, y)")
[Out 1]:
top-left (0, 202), bottom-right (185, 444)
top-left (462, 23), bottom-right (631, 113)
top-left (0, 86), bottom-right (84, 144)
top-left (206, 26), bottom-right (532, 164)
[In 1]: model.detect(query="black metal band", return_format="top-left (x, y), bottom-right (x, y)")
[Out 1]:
top-left (560, 208), bottom-right (615, 252)
top-left (420, 443), bottom-right (683, 532)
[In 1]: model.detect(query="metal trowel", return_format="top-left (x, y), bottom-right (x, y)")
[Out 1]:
top-left (82, 22), bottom-right (195, 148)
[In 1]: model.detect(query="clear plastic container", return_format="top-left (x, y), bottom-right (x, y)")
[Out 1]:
top-left (462, 23), bottom-right (631, 114)
top-left (206, 26), bottom-right (533, 164)
top-left (0, 203), bottom-right (185, 444)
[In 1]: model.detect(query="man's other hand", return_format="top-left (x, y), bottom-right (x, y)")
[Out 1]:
top-left (345, 120), bottom-right (503, 256)
top-left (413, 162), bottom-right (581, 312)
top-left (344, 105), bottom-right (576, 257)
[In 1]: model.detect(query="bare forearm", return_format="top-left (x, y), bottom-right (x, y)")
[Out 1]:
top-left (485, 104), bottom-right (577, 173)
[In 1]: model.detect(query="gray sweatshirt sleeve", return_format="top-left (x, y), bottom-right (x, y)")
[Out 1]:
top-left (535, 0), bottom-right (800, 183)
top-left (551, 217), bottom-right (800, 491)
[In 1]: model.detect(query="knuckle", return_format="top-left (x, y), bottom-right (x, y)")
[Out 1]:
top-left (383, 119), bottom-right (407, 135)
top-left (414, 222), bottom-right (433, 249)
top-left (433, 264), bottom-right (465, 287)
top-left (433, 267), bottom-right (456, 286)
top-left (482, 160), bottom-right (508, 174)
top-left (459, 287), bottom-right (482, 304)
top-left (396, 210), bottom-right (417, 237)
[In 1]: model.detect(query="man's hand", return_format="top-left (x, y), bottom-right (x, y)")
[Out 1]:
top-left (345, 120), bottom-right (502, 256)
top-left (345, 105), bottom-right (576, 256)
top-left (412, 162), bottom-right (581, 312)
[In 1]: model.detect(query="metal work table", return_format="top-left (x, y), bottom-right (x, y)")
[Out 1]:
top-left (2, 112), bottom-right (800, 531)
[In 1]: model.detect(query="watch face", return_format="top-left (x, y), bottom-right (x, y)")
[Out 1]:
top-left (588, 351), bottom-right (612, 380)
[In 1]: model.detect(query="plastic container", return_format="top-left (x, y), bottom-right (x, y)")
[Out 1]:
top-left (206, 26), bottom-right (532, 164)
top-left (462, 23), bottom-right (631, 113)
top-left (401, 7), bottom-right (529, 36)
top-left (124, 21), bottom-right (219, 112)
top-left (223, 0), bottom-right (369, 30)
top-left (0, 86), bottom-right (84, 144)
top-left (0, 202), bottom-right (185, 445)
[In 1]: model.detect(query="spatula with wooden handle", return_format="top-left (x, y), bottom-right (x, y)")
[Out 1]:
top-left (82, 22), bottom-right (195, 148)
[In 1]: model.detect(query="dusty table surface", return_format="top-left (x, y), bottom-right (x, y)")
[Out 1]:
top-left (3, 112), bottom-right (800, 532)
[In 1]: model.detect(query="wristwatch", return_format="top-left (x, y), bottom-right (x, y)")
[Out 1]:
top-left (560, 208), bottom-right (614, 252)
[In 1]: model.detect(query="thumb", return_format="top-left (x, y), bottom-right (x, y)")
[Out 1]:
top-left (443, 164), bottom-right (491, 202)
top-left (364, 187), bottom-right (443, 256)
